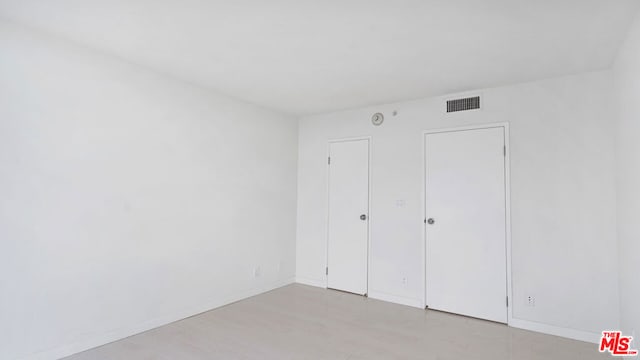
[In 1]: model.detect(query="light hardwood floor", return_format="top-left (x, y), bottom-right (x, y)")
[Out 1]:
top-left (65, 284), bottom-right (609, 359)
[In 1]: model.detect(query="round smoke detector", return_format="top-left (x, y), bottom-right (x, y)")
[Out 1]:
top-left (371, 112), bottom-right (384, 126)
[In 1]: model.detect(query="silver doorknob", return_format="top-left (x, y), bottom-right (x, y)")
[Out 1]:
top-left (360, 214), bottom-right (367, 221)
top-left (427, 218), bottom-right (435, 225)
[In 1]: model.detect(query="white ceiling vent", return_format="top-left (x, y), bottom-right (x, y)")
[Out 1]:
top-left (446, 96), bottom-right (480, 113)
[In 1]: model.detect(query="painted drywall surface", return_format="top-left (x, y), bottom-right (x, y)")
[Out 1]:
top-left (613, 12), bottom-right (640, 340)
top-left (296, 71), bottom-right (619, 338)
top-left (0, 21), bottom-right (298, 360)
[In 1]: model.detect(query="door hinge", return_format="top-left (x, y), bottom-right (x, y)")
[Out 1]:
top-left (506, 296), bottom-right (509, 307)
top-left (328, 157), bottom-right (331, 165)
top-left (503, 146), bottom-right (506, 157)
top-left (326, 267), bottom-right (328, 275)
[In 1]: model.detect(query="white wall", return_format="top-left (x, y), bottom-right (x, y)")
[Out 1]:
top-left (613, 12), bottom-right (640, 341)
top-left (296, 71), bottom-right (619, 342)
top-left (0, 21), bottom-right (298, 360)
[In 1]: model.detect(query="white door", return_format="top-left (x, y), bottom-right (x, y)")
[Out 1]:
top-left (425, 127), bottom-right (507, 323)
top-left (327, 139), bottom-right (369, 295)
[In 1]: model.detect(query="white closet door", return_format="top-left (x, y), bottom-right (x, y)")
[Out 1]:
top-left (327, 139), bottom-right (369, 295)
top-left (425, 127), bottom-right (507, 323)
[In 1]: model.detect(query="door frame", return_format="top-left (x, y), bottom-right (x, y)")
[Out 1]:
top-left (422, 123), bottom-right (513, 325)
top-left (325, 136), bottom-right (372, 295)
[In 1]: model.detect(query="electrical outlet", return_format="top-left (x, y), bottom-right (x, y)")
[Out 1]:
top-left (402, 277), bottom-right (408, 286)
top-left (525, 294), bottom-right (535, 307)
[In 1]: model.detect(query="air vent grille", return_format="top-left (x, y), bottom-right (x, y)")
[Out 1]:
top-left (447, 96), bottom-right (480, 113)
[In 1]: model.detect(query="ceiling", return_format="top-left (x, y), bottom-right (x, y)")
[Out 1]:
top-left (1, 0), bottom-right (639, 115)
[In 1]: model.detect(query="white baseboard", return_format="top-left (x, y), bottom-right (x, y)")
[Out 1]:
top-left (295, 277), bottom-right (326, 288)
top-left (365, 292), bottom-right (600, 344)
top-left (367, 291), bottom-right (423, 309)
top-left (19, 277), bottom-right (296, 360)
top-left (292, 280), bottom-right (424, 310)
top-left (509, 317), bottom-right (601, 344)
